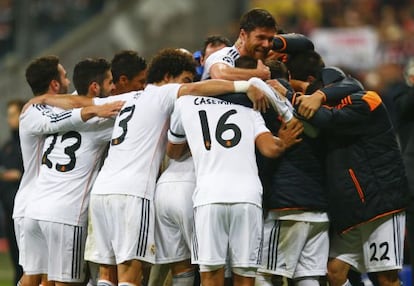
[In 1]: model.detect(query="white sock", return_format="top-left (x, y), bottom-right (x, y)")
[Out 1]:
top-left (98, 280), bottom-right (116, 286)
top-left (254, 273), bottom-right (273, 286)
top-left (294, 277), bottom-right (320, 286)
top-left (118, 283), bottom-right (136, 286)
top-left (172, 271), bottom-right (195, 286)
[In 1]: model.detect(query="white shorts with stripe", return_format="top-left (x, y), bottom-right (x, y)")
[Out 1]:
top-left (23, 218), bottom-right (87, 282)
top-left (14, 217), bottom-right (25, 269)
top-left (329, 212), bottom-right (405, 273)
top-left (192, 203), bottom-right (263, 271)
top-left (258, 214), bottom-right (329, 278)
top-left (85, 194), bottom-right (155, 265)
top-left (154, 181), bottom-right (195, 264)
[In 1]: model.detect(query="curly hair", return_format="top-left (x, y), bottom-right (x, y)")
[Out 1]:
top-left (146, 48), bottom-right (196, 84)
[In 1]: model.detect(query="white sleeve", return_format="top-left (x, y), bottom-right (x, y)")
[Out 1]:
top-left (20, 104), bottom-right (84, 135)
top-left (93, 92), bottom-right (135, 105)
top-left (201, 48), bottom-right (234, 80)
top-left (168, 102), bottom-right (186, 144)
top-left (248, 77), bottom-right (294, 122)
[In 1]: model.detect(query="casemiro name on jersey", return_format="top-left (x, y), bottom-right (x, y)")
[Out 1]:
top-left (193, 97), bottom-right (233, 105)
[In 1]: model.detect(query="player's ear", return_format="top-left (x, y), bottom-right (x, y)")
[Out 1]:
top-left (50, 79), bottom-right (60, 92)
top-left (163, 73), bottom-right (172, 83)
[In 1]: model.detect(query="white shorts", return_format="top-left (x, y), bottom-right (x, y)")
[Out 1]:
top-left (85, 194), bottom-right (155, 265)
top-left (154, 181), bottom-right (195, 264)
top-left (329, 212), bottom-right (405, 273)
top-left (14, 217), bottom-right (25, 269)
top-left (258, 214), bottom-right (329, 279)
top-left (24, 218), bottom-right (87, 282)
top-left (192, 203), bottom-right (263, 273)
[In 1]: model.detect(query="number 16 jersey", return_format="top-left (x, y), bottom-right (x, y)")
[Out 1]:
top-left (168, 96), bottom-right (270, 208)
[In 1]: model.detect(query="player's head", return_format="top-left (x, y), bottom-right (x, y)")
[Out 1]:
top-left (146, 48), bottom-right (197, 84)
top-left (73, 58), bottom-right (115, 98)
top-left (238, 8), bottom-right (278, 60)
top-left (201, 35), bottom-right (232, 64)
top-left (235, 55), bottom-right (257, 69)
top-left (25, 55), bottom-right (70, 96)
top-left (111, 50), bottom-right (147, 94)
top-left (286, 50), bottom-right (325, 93)
top-left (265, 59), bottom-right (290, 80)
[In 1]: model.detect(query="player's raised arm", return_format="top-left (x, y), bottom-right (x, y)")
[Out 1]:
top-left (177, 79), bottom-right (269, 112)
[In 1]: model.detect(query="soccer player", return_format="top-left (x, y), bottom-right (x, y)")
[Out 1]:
top-left (201, 8), bottom-right (276, 81)
top-left (111, 50), bottom-right (147, 94)
top-left (84, 48), bottom-right (267, 286)
top-left (274, 60), bottom-right (408, 286)
top-left (166, 90), bottom-right (302, 286)
top-left (22, 57), bottom-right (123, 286)
top-left (152, 154), bottom-right (196, 286)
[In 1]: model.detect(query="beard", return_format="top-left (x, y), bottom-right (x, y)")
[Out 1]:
top-left (58, 84), bottom-right (68, 94)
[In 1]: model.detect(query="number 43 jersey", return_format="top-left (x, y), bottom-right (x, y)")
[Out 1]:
top-left (25, 106), bottom-right (115, 226)
top-left (168, 96), bottom-right (270, 208)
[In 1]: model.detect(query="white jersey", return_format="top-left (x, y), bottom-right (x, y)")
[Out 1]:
top-left (91, 85), bottom-right (180, 199)
top-left (168, 96), bottom-right (269, 207)
top-left (25, 106), bottom-right (114, 226)
top-left (13, 104), bottom-right (84, 219)
top-left (201, 46), bottom-right (240, 80)
top-left (157, 156), bottom-right (195, 184)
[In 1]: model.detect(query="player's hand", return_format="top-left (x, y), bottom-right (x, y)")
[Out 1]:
top-left (255, 60), bottom-right (271, 80)
top-left (246, 84), bottom-right (269, 113)
top-left (95, 101), bottom-right (125, 118)
top-left (295, 91), bottom-right (325, 119)
top-left (277, 117), bottom-right (303, 149)
top-left (266, 79), bottom-right (288, 98)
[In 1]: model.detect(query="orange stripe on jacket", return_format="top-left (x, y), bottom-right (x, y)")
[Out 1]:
top-left (362, 91), bottom-right (382, 111)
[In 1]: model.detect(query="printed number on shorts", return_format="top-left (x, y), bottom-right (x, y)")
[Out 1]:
top-left (42, 131), bottom-right (82, 172)
top-left (198, 109), bottom-right (241, 150)
top-left (111, 105), bottom-right (135, 146)
top-left (369, 242), bottom-right (390, 261)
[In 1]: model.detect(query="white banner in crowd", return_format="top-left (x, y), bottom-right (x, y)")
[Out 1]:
top-left (310, 27), bottom-right (379, 71)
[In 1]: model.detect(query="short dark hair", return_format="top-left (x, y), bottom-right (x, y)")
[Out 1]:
top-left (202, 35), bottom-right (231, 56)
top-left (146, 48), bottom-right (196, 84)
top-left (111, 50), bottom-right (147, 83)
top-left (286, 50), bottom-right (325, 81)
top-left (239, 8), bottom-right (277, 32)
top-left (265, 59), bottom-right (289, 80)
top-left (235, 56), bottom-right (257, 69)
top-left (73, 58), bottom-right (111, 95)
top-left (25, 55), bottom-right (60, 96)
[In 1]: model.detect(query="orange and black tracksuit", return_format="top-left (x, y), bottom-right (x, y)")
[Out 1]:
top-left (310, 90), bottom-right (409, 234)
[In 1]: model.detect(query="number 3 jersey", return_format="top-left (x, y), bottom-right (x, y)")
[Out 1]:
top-left (168, 96), bottom-right (270, 208)
top-left (90, 84), bottom-right (180, 199)
top-left (24, 106), bottom-right (114, 226)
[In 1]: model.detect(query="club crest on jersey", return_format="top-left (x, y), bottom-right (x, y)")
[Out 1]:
top-left (222, 56), bottom-right (234, 65)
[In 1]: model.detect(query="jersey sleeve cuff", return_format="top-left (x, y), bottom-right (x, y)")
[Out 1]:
top-left (168, 129), bottom-right (187, 144)
top-left (70, 108), bottom-right (84, 125)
